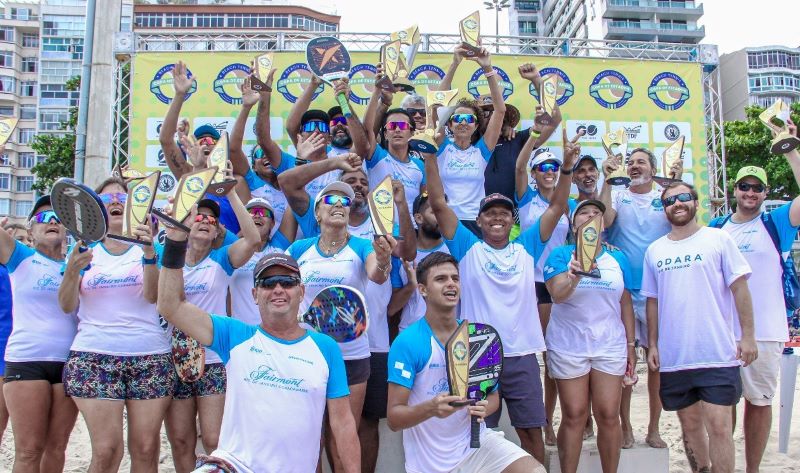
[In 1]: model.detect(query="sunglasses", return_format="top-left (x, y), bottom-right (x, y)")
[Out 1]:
top-left (198, 136), bottom-right (217, 147)
top-left (535, 162), bottom-right (560, 173)
top-left (662, 192), bottom-right (695, 207)
top-left (321, 194), bottom-right (352, 207)
top-left (99, 192), bottom-right (127, 205)
top-left (194, 214), bottom-right (218, 225)
top-left (406, 108), bottom-right (426, 117)
top-left (450, 113), bottom-right (477, 124)
top-left (301, 121), bottom-right (330, 134)
top-left (31, 210), bottom-right (60, 225)
top-left (385, 121), bottom-right (411, 131)
top-left (737, 182), bottom-right (766, 193)
top-left (329, 116), bottom-right (347, 127)
top-left (249, 207), bottom-right (274, 219)
top-left (256, 274), bottom-right (302, 289)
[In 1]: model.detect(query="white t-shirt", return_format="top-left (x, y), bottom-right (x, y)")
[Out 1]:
top-left (641, 227), bottom-right (752, 372)
top-left (436, 137), bottom-right (492, 220)
top-left (67, 243), bottom-right (169, 356)
top-left (244, 169), bottom-right (289, 238)
top-left (367, 145), bottom-right (426, 219)
top-left (543, 245), bottom-right (636, 358)
top-left (399, 243), bottom-right (451, 331)
top-left (230, 233), bottom-right (292, 326)
top-left (517, 187), bottom-right (577, 282)
top-left (445, 221), bottom-right (547, 356)
top-left (388, 318), bottom-right (489, 473)
top-left (713, 203), bottom-right (797, 342)
top-left (286, 236), bottom-right (375, 360)
top-left (208, 316), bottom-right (348, 473)
top-left (5, 241), bottom-right (77, 362)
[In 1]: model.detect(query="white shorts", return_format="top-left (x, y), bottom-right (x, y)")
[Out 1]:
top-left (741, 341), bottom-right (783, 406)
top-left (546, 350), bottom-right (627, 380)
top-left (452, 429), bottom-right (540, 473)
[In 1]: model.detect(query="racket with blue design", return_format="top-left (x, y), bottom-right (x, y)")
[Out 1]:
top-left (467, 322), bottom-right (503, 448)
top-left (300, 285), bottom-right (368, 343)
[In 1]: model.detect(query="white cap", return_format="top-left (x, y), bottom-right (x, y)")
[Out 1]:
top-left (313, 181), bottom-right (356, 209)
top-left (530, 151), bottom-right (562, 168)
top-left (245, 197), bottom-right (273, 212)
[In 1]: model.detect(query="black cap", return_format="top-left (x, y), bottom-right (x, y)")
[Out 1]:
top-left (571, 199), bottom-right (606, 223)
top-left (197, 198), bottom-right (221, 218)
top-left (29, 195), bottom-right (51, 220)
top-left (301, 109), bottom-right (330, 126)
top-left (253, 253), bottom-right (301, 282)
top-left (327, 106), bottom-right (342, 119)
top-left (478, 193), bottom-right (514, 214)
top-left (413, 192), bottom-right (447, 215)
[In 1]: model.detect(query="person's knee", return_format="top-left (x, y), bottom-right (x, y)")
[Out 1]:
top-left (201, 430), bottom-right (220, 452)
top-left (592, 404), bottom-right (621, 426)
top-left (14, 444), bottom-right (46, 464)
top-left (705, 412), bottom-right (733, 438)
top-left (679, 413), bottom-right (705, 435)
top-left (503, 455), bottom-right (544, 473)
top-left (92, 441), bottom-right (124, 467)
top-left (168, 432), bottom-right (196, 455)
top-left (129, 435), bottom-right (161, 460)
top-left (560, 404), bottom-right (589, 426)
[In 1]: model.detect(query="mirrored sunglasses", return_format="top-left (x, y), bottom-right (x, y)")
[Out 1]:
top-left (302, 121), bottom-right (330, 134)
top-left (321, 195), bottom-right (352, 207)
top-left (535, 163), bottom-right (560, 173)
top-left (194, 214), bottom-right (218, 225)
top-left (386, 121), bottom-right (411, 131)
top-left (662, 192), bottom-right (694, 207)
top-left (31, 210), bottom-right (60, 225)
top-left (99, 192), bottom-right (128, 205)
top-left (329, 116), bottom-right (347, 127)
top-left (249, 207), bottom-right (274, 219)
top-left (450, 113), bottom-right (477, 124)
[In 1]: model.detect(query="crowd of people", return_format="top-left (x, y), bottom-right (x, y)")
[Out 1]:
top-left (0, 45), bottom-right (797, 473)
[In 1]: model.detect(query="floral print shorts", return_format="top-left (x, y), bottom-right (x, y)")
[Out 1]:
top-left (63, 351), bottom-right (175, 400)
top-left (173, 363), bottom-right (227, 400)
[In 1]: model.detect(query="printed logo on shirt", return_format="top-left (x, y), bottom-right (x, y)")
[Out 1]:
top-left (86, 273), bottom-right (140, 289)
top-left (35, 273), bottom-right (61, 291)
top-left (446, 159), bottom-right (479, 171)
top-left (651, 198), bottom-right (664, 210)
top-left (184, 282), bottom-right (209, 295)
top-left (394, 361), bottom-right (412, 379)
top-left (483, 261), bottom-right (520, 278)
top-left (302, 270), bottom-right (346, 286)
top-left (655, 253), bottom-right (703, 271)
top-left (427, 377), bottom-right (450, 396)
top-left (247, 364), bottom-right (307, 393)
top-left (544, 265), bottom-right (555, 275)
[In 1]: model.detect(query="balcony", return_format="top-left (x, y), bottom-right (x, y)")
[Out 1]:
top-left (604, 19), bottom-right (704, 42)
top-left (514, 0), bottom-right (541, 11)
top-left (603, 0), bottom-right (704, 20)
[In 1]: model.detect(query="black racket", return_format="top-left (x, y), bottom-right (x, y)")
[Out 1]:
top-left (299, 285), bottom-right (368, 343)
top-left (51, 178), bottom-right (109, 270)
top-left (466, 322), bottom-right (503, 448)
top-left (306, 36), bottom-right (353, 117)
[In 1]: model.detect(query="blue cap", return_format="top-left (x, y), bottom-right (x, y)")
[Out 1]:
top-left (194, 124), bottom-right (221, 140)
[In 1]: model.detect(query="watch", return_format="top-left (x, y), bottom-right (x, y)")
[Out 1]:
top-left (142, 255), bottom-right (158, 265)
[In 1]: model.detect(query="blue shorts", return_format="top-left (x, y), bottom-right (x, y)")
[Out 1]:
top-left (660, 366), bottom-right (742, 411)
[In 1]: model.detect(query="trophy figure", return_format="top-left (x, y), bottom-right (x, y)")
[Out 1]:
top-left (602, 129), bottom-right (630, 186)
top-left (760, 99), bottom-right (800, 154)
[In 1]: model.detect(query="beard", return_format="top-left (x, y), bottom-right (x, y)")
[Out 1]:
top-left (419, 222), bottom-right (442, 240)
top-left (331, 132), bottom-right (353, 149)
top-left (629, 175), bottom-right (651, 186)
top-left (576, 182), bottom-right (596, 194)
top-left (666, 203), bottom-right (697, 226)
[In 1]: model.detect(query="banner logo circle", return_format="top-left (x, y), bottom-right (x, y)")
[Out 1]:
top-left (648, 72), bottom-right (690, 111)
top-left (468, 67), bottom-right (513, 100)
top-left (276, 63), bottom-right (324, 104)
top-left (213, 63), bottom-right (251, 105)
top-left (150, 64), bottom-right (197, 105)
top-left (529, 67), bottom-right (574, 106)
top-left (589, 70), bottom-right (633, 109)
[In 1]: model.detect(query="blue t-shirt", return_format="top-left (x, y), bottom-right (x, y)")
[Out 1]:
top-left (0, 264), bottom-right (12, 366)
top-left (204, 194), bottom-right (239, 236)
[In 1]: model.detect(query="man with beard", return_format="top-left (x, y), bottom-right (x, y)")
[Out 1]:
top-left (709, 124), bottom-right (800, 473)
top-left (573, 156), bottom-right (600, 202)
top-left (599, 147), bottom-right (682, 449)
top-left (643, 182), bottom-right (757, 473)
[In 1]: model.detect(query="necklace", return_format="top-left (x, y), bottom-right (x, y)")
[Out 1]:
top-left (320, 234), bottom-right (349, 256)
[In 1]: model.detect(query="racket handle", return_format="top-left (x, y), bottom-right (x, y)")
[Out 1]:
top-left (335, 92), bottom-right (352, 118)
top-left (470, 415), bottom-right (480, 448)
top-left (78, 245), bottom-right (91, 271)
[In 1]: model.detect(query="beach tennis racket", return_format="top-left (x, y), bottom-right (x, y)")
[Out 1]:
top-left (467, 322), bottom-right (503, 448)
top-left (300, 285), bottom-right (368, 343)
top-left (51, 178), bottom-right (109, 271)
top-left (306, 36), bottom-right (353, 117)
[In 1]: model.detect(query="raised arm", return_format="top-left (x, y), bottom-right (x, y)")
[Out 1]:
top-left (158, 61), bottom-right (194, 178)
top-left (545, 253), bottom-right (584, 303)
top-left (780, 120), bottom-right (800, 225)
top-left (422, 149), bottom-right (459, 239)
top-left (0, 217), bottom-right (15, 264)
top-left (253, 72), bottom-right (286, 171)
top-left (518, 63), bottom-right (562, 149)
top-left (58, 245), bottom-right (93, 314)
top-left (286, 75), bottom-right (323, 147)
top-left (387, 260), bottom-right (416, 315)
top-left (364, 80), bottom-right (393, 157)
top-left (539, 129), bottom-right (583, 242)
top-left (138, 224), bottom-right (159, 303)
top-left (225, 190), bottom-right (261, 268)
top-left (392, 180), bottom-right (416, 261)
top-left (468, 49), bottom-right (505, 150)
top-left (599, 155), bottom-right (620, 228)
top-left (229, 75), bottom-right (263, 177)
top-left (515, 123), bottom-right (539, 201)
top-left (334, 78), bottom-right (369, 160)
top-left (275, 136), bottom-right (346, 216)
top-left (438, 48), bottom-right (464, 91)
top-left (366, 235), bottom-right (397, 284)
top-left (276, 206), bottom-right (298, 242)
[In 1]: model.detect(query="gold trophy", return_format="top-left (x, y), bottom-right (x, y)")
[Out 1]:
top-left (653, 136), bottom-right (685, 187)
top-left (390, 24), bottom-right (421, 67)
top-left (759, 99), bottom-right (800, 154)
top-left (250, 52), bottom-right (274, 92)
top-left (108, 171), bottom-right (161, 245)
top-left (153, 166), bottom-right (217, 232)
top-left (393, 52), bottom-right (415, 93)
top-left (111, 162), bottom-right (146, 183)
top-left (536, 74), bottom-right (558, 127)
top-left (206, 131), bottom-right (237, 196)
top-left (408, 89), bottom-right (460, 154)
top-left (377, 40), bottom-right (402, 92)
top-left (368, 176), bottom-right (397, 238)
top-left (575, 213), bottom-right (603, 279)
top-left (445, 321), bottom-right (470, 407)
top-left (0, 117), bottom-right (18, 146)
top-left (602, 129), bottom-right (630, 186)
top-left (459, 11), bottom-right (482, 56)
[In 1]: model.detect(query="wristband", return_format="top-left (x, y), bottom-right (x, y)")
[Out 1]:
top-left (142, 256), bottom-right (158, 266)
top-left (561, 168), bottom-right (573, 176)
top-left (530, 129), bottom-right (542, 137)
top-left (484, 69), bottom-right (497, 78)
top-left (162, 237), bottom-right (188, 269)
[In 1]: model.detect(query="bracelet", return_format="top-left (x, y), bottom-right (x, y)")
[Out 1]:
top-left (484, 69), bottom-right (497, 78)
top-left (530, 129), bottom-right (542, 137)
top-left (377, 261), bottom-right (390, 275)
top-left (627, 341), bottom-right (636, 346)
top-left (142, 255), bottom-right (158, 266)
top-left (560, 168), bottom-right (573, 176)
top-left (162, 237), bottom-right (188, 269)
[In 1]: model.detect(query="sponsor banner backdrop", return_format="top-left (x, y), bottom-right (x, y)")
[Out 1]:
top-left (129, 51), bottom-right (710, 220)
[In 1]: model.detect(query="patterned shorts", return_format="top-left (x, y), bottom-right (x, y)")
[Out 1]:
top-left (63, 351), bottom-right (175, 400)
top-left (174, 363), bottom-right (227, 400)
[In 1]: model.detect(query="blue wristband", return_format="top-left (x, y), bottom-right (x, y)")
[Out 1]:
top-left (142, 256), bottom-right (158, 265)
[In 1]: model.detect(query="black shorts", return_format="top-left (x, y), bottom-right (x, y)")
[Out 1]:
top-left (660, 366), bottom-right (742, 411)
top-left (535, 281), bottom-right (552, 304)
top-left (362, 352), bottom-right (388, 420)
top-left (460, 220), bottom-right (483, 238)
top-left (345, 357), bottom-right (371, 386)
top-left (5, 360), bottom-right (66, 385)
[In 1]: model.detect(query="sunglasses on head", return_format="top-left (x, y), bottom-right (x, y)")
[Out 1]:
top-left (302, 121), bottom-right (330, 134)
top-left (249, 207), bottom-right (274, 219)
top-left (194, 214), bottom-right (218, 225)
top-left (321, 194), bottom-right (352, 207)
top-left (737, 182), bottom-right (766, 193)
top-left (99, 192), bottom-right (127, 205)
top-left (406, 108), bottom-right (426, 117)
top-left (662, 192), bottom-right (695, 207)
top-left (385, 121), bottom-right (411, 131)
top-left (198, 136), bottom-right (217, 147)
top-left (535, 162), bottom-right (560, 173)
top-left (329, 116), bottom-right (347, 127)
top-left (256, 274), bottom-right (301, 289)
top-left (450, 113), bottom-right (477, 124)
top-left (31, 210), bottom-right (60, 225)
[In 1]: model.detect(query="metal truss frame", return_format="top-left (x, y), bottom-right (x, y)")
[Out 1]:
top-left (111, 32), bottom-right (725, 207)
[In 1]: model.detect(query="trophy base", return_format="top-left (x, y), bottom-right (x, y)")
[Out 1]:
top-left (575, 268), bottom-right (601, 279)
top-left (534, 114), bottom-right (553, 127)
top-left (107, 233), bottom-right (152, 246)
top-left (249, 76), bottom-right (272, 93)
top-left (409, 136), bottom-right (438, 154)
top-left (207, 179), bottom-right (237, 196)
top-left (393, 78), bottom-right (416, 93)
top-left (460, 42), bottom-right (482, 57)
top-left (152, 208), bottom-right (191, 233)
top-left (376, 75), bottom-right (395, 92)
top-left (448, 399), bottom-right (472, 407)
top-left (606, 176), bottom-right (631, 186)
top-left (652, 176), bottom-right (683, 187)
top-left (771, 134), bottom-right (800, 155)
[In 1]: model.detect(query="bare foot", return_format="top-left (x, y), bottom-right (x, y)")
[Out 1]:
top-left (621, 425), bottom-right (634, 449)
top-left (583, 416), bottom-right (594, 440)
top-left (545, 425), bottom-right (557, 446)
top-left (646, 432), bottom-right (667, 448)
